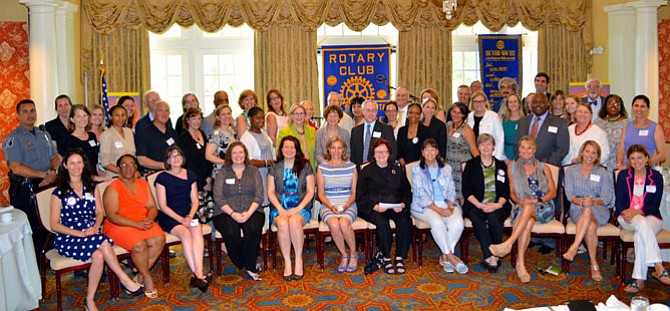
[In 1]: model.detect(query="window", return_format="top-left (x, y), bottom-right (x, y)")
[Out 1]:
top-left (452, 22), bottom-right (538, 101)
top-left (149, 24), bottom-right (254, 121)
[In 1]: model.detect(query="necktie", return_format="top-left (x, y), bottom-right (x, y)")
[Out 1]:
top-left (362, 124), bottom-right (372, 161)
top-left (397, 109), bottom-right (404, 125)
top-left (529, 116), bottom-right (540, 139)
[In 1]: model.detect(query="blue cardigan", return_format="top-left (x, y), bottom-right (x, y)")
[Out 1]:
top-left (614, 168), bottom-right (663, 219)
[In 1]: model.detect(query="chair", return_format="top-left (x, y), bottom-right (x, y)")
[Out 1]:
top-left (316, 200), bottom-right (370, 270)
top-left (509, 163), bottom-right (566, 270)
top-left (269, 206), bottom-right (320, 269)
top-left (214, 206), bottom-right (270, 275)
top-left (35, 185), bottom-right (127, 311)
top-left (614, 169), bottom-right (670, 281)
top-left (146, 172), bottom-right (214, 284)
top-left (562, 165), bottom-right (620, 273)
top-left (406, 161), bottom-right (465, 267)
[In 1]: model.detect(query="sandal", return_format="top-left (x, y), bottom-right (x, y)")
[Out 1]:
top-left (346, 256), bottom-right (358, 273)
top-left (383, 258), bottom-right (395, 274)
top-left (395, 258), bottom-right (406, 274)
top-left (624, 281), bottom-right (642, 294)
top-left (337, 255), bottom-right (349, 273)
top-left (246, 270), bottom-right (262, 281)
top-left (651, 269), bottom-right (670, 285)
top-left (144, 289), bottom-right (158, 299)
top-left (562, 246), bottom-right (578, 262)
top-left (516, 265), bottom-right (531, 283)
top-left (591, 265), bottom-right (603, 282)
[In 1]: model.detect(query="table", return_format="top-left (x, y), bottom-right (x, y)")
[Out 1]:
top-left (0, 209), bottom-right (42, 311)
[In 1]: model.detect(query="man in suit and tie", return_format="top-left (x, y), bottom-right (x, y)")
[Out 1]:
top-left (395, 86), bottom-right (411, 127)
top-left (350, 100), bottom-right (397, 166)
top-left (581, 78), bottom-right (606, 122)
top-left (514, 93), bottom-right (569, 166)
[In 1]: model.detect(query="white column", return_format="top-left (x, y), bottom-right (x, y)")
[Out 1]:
top-left (55, 1), bottom-right (77, 98)
top-left (604, 4), bottom-right (636, 109)
top-left (605, 0), bottom-right (667, 122)
top-left (19, 0), bottom-right (60, 124)
top-left (631, 0), bottom-right (666, 121)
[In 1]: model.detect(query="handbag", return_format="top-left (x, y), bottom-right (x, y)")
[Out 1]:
top-left (197, 190), bottom-right (215, 223)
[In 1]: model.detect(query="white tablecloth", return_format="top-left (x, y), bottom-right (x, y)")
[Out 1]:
top-left (0, 209), bottom-right (42, 311)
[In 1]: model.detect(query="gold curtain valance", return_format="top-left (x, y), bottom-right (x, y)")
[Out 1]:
top-left (83, 0), bottom-right (590, 35)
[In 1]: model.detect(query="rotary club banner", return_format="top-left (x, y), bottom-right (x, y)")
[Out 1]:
top-left (479, 34), bottom-right (522, 111)
top-left (322, 44), bottom-right (391, 118)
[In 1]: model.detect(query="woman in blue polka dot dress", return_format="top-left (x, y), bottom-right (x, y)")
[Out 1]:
top-left (50, 149), bottom-right (143, 311)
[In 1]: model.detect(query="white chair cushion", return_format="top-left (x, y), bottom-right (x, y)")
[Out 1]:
top-left (412, 217), bottom-right (430, 230)
top-left (531, 219), bottom-right (564, 234)
top-left (271, 218), bottom-right (319, 232)
top-left (504, 218), bottom-right (513, 227)
top-left (565, 219), bottom-right (620, 236)
top-left (46, 244), bottom-right (131, 271)
top-left (166, 224), bottom-right (212, 243)
top-left (318, 217), bottom-right (368, 232)
top-left (621, 229), bottom-right (670, 243)
top-left (464, 218), bottom-right (473, 228)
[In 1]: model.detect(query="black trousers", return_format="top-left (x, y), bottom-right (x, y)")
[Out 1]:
top-left (10, 180), bottom-right (48, 261)
top-left (361, 209), bottom-right (412, 259)
top-left (465, 207), bottom-right (506, 260)
top-left (213, 211), bottom-right (264, 272)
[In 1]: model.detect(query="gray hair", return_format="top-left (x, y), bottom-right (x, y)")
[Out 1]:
top-left (498, 77), bottom-right (518, 93)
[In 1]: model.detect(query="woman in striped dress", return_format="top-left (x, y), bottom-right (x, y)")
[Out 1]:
top-left (317, 136), bottom-right (359, 273)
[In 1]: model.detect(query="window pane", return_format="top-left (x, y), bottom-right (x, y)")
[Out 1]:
top-left (203, 55), bottom-right (219, 75)
top-left (166, 55), bottom-right (182, 75)
top-left (453, 52), bottom-right (464, 70)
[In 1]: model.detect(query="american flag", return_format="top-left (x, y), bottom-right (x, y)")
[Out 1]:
top-left (100, 64), bottom-right (110, 119)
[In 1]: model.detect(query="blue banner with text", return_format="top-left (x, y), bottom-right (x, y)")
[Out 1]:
top-left (479, 34), bottom-right (522, 112)
top-left (322, 44), bottom-right (391, 118)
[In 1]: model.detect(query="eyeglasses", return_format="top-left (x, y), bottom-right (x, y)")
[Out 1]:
top-left (473, 99), bottom-right (488, 104)
top-left (374, 150), bottom-right (389, 155)
top-left (269, 96), bottom-right (281, 101)
top-left (292, 112), bottom-right (305, 116)
top-left (119, 162), bottom-right (136, 168)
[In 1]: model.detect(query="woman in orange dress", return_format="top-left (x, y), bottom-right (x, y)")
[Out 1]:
top-left (103, 154), bottom-right (165, 299)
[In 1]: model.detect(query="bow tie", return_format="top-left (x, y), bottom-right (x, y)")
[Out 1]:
top-left (589, 101), bottom-right (597, 106)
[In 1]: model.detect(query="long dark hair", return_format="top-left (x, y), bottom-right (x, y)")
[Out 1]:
top-left (419, 138), bottom-right (445, 169)
top-left (117, 96), bottom-right (136, 128)
top-left (56, 148), bottom-right (94, 193)
top-left (276, 136), bottom-right (307, 177)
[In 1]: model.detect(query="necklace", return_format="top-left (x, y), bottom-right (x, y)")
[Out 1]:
top-left (451, 121), bottom-right (464, 131)
top-left (574, 122), bottom-right (592, 136)
top-left (606, 114), bottom-right (621, 122)
top-left (481, 159), bottom-right (494, 168)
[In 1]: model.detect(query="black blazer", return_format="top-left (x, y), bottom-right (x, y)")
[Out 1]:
top-left (425, 117), bottom-right (447, 159)
top-left (461, 156), bottom-right (511, 217)
top-left (356, 161), bottom-right (412, 217)
top-left (397, 123), bottom-right (430, 164)
top-left (350, 121), bottom-right (397, 166)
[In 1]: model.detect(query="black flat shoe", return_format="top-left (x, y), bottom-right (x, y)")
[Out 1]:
top-left (122, 283), bottom-right (145, 296)
top-left (283, 274), bottom-right (293, 281)
top-left (291, 274), bottom-right (303, 281)
top-left (481, 261), bottom-right (499, 273)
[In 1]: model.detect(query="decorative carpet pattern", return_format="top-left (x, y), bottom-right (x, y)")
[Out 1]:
top-left (38, 237), bottom-right (670, 310)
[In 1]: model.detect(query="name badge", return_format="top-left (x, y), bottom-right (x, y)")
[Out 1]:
top-left (114, 141), bottom-right (124, 149)
top-left (196, 143), bottom-right (202, 149)
top-left (225, 178), bottom-right (235, 185)
top-left (166, 137), bottom-right (175, 146)
top-left (496, 175), bottom-right (505, 183)
top-left (646, 185), bottom-right (657, 193)
top-left (85, 193), bottom-right (95, 201)
top-left (372, 131), bottom-right (382, 138)
top-left (412, 137), bottom-right (419, 144)
top-left (547, 126), bottom-right (558, 133)
top-left (88, 140), bottom-right (97, 147)
top-left (589, 174), bottom-right (601, 182)
top-left (639, 129), bottom-right (649, 137)
top-left (452, 132), bottom-right (461, 138)
top-left (515, 124), bottom-right (518, 130)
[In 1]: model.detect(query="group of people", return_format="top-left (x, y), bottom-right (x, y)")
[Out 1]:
top-left (2, 73), bottom-right (670, 309)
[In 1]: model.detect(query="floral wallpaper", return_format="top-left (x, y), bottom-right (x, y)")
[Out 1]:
top-left (659, 20), bottom-right (670, 143)
top-left (0, 22), bottom-right (29, 205)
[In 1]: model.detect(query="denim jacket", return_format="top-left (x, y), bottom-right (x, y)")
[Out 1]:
top-left (410, 163), bottom-right (456, 214)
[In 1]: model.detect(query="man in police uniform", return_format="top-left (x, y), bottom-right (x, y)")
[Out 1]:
top-left (2, 99), bottom-right (59, 259)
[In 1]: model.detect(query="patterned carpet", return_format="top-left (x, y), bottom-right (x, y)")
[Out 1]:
top-left (38, 236), bottom-right (670, 310)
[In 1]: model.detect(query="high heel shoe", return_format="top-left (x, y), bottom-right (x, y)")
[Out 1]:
top-left (338, 255), bottom-right (349, 273)
top-left (246, 270), bottom-right (262, 281)
top-left (489, 243), bottom-right (511, 258)
top-left (591, 265), bottom-right (603, 282)
top-left (346, 256), bottom-right (358, 273)
top-left (515, 265), bottom-right (531, 283)
top-left (122, 282), bottom-right (145, 296)
top-left (562, 246), bottom-right (578, 262)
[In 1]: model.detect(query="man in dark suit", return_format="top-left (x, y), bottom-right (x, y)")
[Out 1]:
top-left (580, 78), bottom-right (606, 122)
top-left (514, 93), bottom-right (569, 166)
top-left (350, 100), bottom-right (397, 166)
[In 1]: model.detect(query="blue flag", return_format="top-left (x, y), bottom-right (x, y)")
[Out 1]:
top-left (100, 65), bottom-right (110, 119)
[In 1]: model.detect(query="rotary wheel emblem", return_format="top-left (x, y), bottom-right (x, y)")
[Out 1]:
top-left (340, 76), bottom-right (375, 103)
